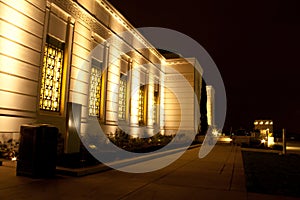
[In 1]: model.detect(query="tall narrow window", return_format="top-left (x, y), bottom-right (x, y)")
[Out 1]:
top-left (118, 74), bottom-right (127, 120)
top-left (89, 58), bottom-right (102, 117)
top-left (40, 35), bottom-right (65, 112)
top-left (138, 85), bottom-right (145, 125)
top-left (153, 84), bottom-right (159, 125)
top-left (118, 57), bottom-right (129, 120)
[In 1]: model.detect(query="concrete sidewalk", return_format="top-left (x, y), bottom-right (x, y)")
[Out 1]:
top-left (0, 144), bottom-right (299, 200)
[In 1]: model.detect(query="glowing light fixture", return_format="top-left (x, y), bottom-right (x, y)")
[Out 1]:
top-left (89, 144), bottom-right (97, 149)
top-left (212, 128), bottom-right (219, 136)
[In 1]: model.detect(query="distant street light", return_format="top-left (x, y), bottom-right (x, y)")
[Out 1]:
top-left (282, 128), bottom-right (286, 155)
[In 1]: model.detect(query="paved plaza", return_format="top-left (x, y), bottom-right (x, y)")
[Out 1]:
top-left (0, 144), bottom-right (299, 200)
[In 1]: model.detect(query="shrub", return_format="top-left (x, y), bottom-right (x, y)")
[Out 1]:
top-left (108, 128), bottom-right (174, 152)
top-left (270, 144), bottom-right (283, 150)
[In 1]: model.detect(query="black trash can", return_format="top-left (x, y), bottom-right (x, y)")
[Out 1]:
top-left (17, 124), bottom-right (58, 178)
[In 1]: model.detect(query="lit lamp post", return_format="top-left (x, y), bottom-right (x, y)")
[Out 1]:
top-left (282, 128), bottom-right (286, 155)
top-left (266, 128), bottom-right (269, 148)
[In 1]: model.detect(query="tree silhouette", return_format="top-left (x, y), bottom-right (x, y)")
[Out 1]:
top-left (199, 78), bottom-right (208, 135)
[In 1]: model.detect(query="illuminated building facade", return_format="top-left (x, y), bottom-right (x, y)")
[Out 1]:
top-left (0, 0), bottom-right (203, 153)
top-left (254, 120), bottom-right (273, 135)
top-left (254, 120), bottom-right (274, 146)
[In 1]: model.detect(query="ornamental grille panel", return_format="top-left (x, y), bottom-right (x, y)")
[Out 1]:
top-left (138, 85), bottom-right (145, 125)
top-left (153, 84), bottom-right (159, 125)
top-left (39, 35), bottom-right (65, 112)
top-left (89, 58), bottom-right (103, 117)
top-left (118, 75), bottom-right (127, 120)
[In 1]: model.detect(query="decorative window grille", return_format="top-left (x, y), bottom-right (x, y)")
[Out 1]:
top-left (138, 85), bottom-right (145, 125)
top-left (153, 84), bottom-right (159, 124)
top-left (118, 74), bottom-right (127, 120)
top-left (40, 36), bottom-right (64, 112)
top-left (89, 58), bottom-right (102, 117)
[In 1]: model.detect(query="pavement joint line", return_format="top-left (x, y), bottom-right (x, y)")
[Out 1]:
top-left (117, 152), bottom-right (199, 200)
top-left (108, 144), bottom-right (201, 166)
top-left (152, 181), bottom-right (238, 192)
top-left (228, 145), bottom-right (238, 191)
top-left (219, 144), bottom-right (235, 174)
top-left (56, 144), bottom-right (202, 176)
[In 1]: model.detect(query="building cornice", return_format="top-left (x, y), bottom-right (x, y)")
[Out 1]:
top-left (51, 0), bottom-right (164, 62)
top-left (97, 0), bottom-right (165, 61)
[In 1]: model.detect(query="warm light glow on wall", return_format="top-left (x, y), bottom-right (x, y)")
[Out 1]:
top-left (0, 38), bottom-right (20, 61)
top-left (39, 36), bottom-right (64, 112)
top-left (0, 21), bottom-right (27, 50)
top-left (159, 78), bottom-right (165, 129)
top-left (130, 67), bottom-right (140, 125)
top-left (146, 80), bottom-right (154, 126)
top-left (1, 4), bottom-right (26, 37)
top-left (1, 3), bottom-right (43, 68)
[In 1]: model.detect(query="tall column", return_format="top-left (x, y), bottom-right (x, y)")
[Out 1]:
top-left (160, 73), bottom-right (165, 135)
top-left (130, 65), bottom-right (140, 127)
top-left (105, 47), bottom-right (120, 125)
top-left (147, 77), bottom-right (155, 128)
top-left (101, 42), bottom-right (109, 124)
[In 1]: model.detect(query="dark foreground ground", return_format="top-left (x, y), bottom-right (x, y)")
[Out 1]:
top-left (242, 150), bottom-right (300, 198)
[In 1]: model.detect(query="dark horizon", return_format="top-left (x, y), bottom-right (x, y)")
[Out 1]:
top-left (108, 0), bottom-right (300, 133)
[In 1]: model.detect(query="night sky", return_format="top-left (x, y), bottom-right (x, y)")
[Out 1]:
top-left (108, 0), bottom-right (300, 133)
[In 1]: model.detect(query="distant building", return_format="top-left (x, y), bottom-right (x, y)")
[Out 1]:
top-left (254, 120), bottom-right (274, 144)
top-left (254, 120), bottom-right (273, 134)
top-left (206, 85), bottom-right (215, 127)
